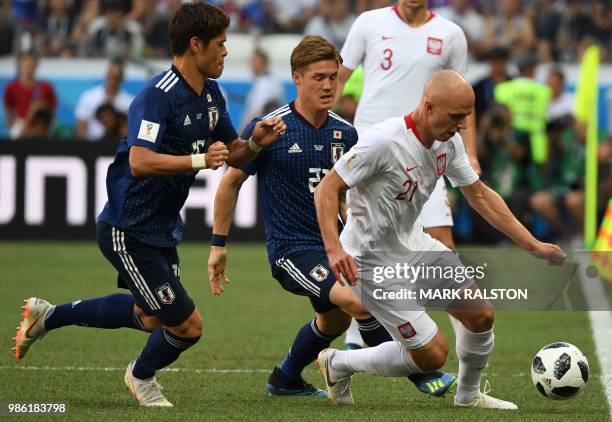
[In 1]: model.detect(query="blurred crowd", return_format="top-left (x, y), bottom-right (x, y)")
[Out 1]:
top-left (0, 0), bottom-right (610, 61)
top-left (1, 0), bottom-right (611, 243)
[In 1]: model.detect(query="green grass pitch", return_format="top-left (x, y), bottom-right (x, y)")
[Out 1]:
top-left (0, 242), bottom-right (609, 421)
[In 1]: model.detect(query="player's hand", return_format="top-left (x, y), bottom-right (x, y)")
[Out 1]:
top-left (208, 246), bottom-right (230, 295)
top-left (327, 248), bottom-right (358, 286)
top-left (530, 242), bottom-right (567, 266)
top-left (206, 142), bottom-right (230, 170)
top-left (251, 116), bottom-right (286, 148)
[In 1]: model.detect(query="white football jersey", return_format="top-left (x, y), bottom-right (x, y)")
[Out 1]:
top-left (334, 115), bottom-right (478, 255)
top-left (341, 6), bottom-right (468, 133)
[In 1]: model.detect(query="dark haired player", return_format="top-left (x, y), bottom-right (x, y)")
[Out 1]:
top-left (14, 3), bottom-right (285, 407)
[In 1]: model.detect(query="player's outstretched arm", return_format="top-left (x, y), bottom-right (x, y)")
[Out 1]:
top-left (225, 116), bottom-right (286, 168)
top-left (129, 142), bottom-right (229, 176)
top-left (207, 167), bottom-right (249, 295)
top-left (461, 180), bottom-right (566, 266)
top-left (314, 169), bottom-right (358, 285)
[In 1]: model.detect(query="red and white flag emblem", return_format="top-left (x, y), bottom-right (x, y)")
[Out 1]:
top-left (436, 153), bottom-right (447, 176)
top-left (427, 37), bottom-right (443, 55)
top-left (333, 130), bottom-right (342, 139)
top-left (397, 322), bottom-right (416, 339)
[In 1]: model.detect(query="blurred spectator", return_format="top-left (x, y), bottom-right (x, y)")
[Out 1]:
top-left (590, 0), bottom-right (611, 61)
top-left (241, 49), bottom-right (284, 127)
top-left (263, 0), bottom-right (317, 33)
top-left (75, 58), bottom-right (133, 141)
top-left (532, 0), bottom-right (562, 62)
top-left (42, 0), bottom-right (77, 57)
top-left (94, 103), bottom-right (123, 142)
top-left (80, 0), bottom-right (144, 59)
top-left (0, 0), bottom-right (15, 55)
top-left (434, 0), bottom-right (487, 59)
top-left (529, 119), bottom-right (585, 240)
top-left (355, 0), bottom-right (393, 15)
top-left (143, 0), bottom-right (181, 57)
top-left (484, 0), bottom-right (535, 54)
top-left (17, 104), bottom-right (52, 140)
top-left (494, 53), bottom-right (551, 169)
top-left (3, 51), bottom-right (57, 139)
top-left (557, 0), bottom-right (592, 62)
top-left (547, 67), bottom-right (574, 123)
top-left (472, 104), bottom-right (531, 242)
top-left (472, 46), bottom-right (512, 124)
top-left (303, 0), bottom-right (355, 49)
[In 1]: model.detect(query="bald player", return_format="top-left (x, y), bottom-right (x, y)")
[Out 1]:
top-left (314, 70), bottom-right (566, 409)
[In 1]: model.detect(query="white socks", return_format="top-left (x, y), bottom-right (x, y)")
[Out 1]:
top-left (344, 319), bottom-right (365, 347)
top-left (331, 341), bottom-right (422, 378)
top-left (454, 324), bottom-right (494, 404)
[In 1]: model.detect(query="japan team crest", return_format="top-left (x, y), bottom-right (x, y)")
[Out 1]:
top-left (331, 143), bottom-right (344, 163)
top-left (310, 264), bottom-right (329, 282)
top-left (436, 153), bottom-right (447, 176)
top-left (208, 106), bottom-right (219, 131)
top-left (397, 322), bottom-right (416, 339)
top-left (427, 37), bottom-right (443, 55)
top-left (156, 283), bottom-right (175, 304)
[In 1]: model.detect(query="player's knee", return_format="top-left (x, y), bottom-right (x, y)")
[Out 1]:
top-left (317, 310), bottom-right (351, 336)
top-left (133, 303), bottom-right (161, 332)
top-left (167, 309), bottom-right (203, 338)
top-left (464, 309), bottom-right (495, 332)
top-left (339, 296), bottom-right (370, 320)
top-left (411, 342), bottom-right (448, 372)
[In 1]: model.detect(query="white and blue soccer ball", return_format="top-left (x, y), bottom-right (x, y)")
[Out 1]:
top-left (531, 342), bottom-right (589, 400)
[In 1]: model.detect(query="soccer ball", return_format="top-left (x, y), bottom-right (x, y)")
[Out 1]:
top-left (531, 342), bottom-right (589, 400)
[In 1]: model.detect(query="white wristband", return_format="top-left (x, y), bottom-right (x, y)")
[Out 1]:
top-left (248, 136), bottom-right (262, 153)
top-left (191, 153), bottom-right (207, 171)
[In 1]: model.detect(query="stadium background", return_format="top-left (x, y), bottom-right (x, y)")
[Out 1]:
top-left (0, 0), bottom-right (611, 420)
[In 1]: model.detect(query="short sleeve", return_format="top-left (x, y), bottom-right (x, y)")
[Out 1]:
top-left (211, 84), bottom-right (239, 143)
top-left (126, 87), bottom-right (172, 151)
top-left (445, 135), bottom-right (479, 187)
top-left (239, 118), bottom-right (263, 176)
top-left (340, 12), bottom-right (368, 70)
top-left (445, 26), bottom-right (468, 75)
top-left (334, 126), bottom-right (388, 188)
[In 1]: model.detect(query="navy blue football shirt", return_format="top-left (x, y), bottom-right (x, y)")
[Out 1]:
top-left (99, 66), bottom-right (238, 247)
top-left (241, 102), bottom-right (358, 263)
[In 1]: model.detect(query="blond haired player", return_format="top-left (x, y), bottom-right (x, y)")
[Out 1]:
top-left (315, 70), bottom-right (566, 408)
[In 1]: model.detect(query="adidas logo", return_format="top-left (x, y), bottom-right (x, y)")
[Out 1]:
top-left (184, 115), bottom-right (191, 126)
top-left (288, 143), bottom-right (302, 153)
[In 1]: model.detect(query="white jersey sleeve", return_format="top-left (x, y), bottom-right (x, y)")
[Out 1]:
top-left (445, 134), bottom-right (479, 187)
top-left (334, 126), bottom-right (390, 187)
top-left (340, 11), bottom-right (369, 70)
top-left (445, 26), bottom-right (468, 75)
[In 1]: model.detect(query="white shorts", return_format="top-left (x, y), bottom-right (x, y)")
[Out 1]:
top-left (417, 177), bottom-right (453, 229)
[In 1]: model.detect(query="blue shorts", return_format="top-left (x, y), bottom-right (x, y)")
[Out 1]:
top-left (271, 251), bottom-right (337, 314)
top-left (96, 221), bottom-right (195, 327)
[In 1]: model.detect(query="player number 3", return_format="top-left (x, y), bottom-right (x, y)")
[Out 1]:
top-left (381, 48), bottom-right (393, 71)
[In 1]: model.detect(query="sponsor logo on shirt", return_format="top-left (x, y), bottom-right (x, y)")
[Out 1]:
top-left (196, 113), bottom-right (202, 120)
top-left (184, 115), bottom-right (191, 126)
top-left (137, 119), bottom-right (160, 143)
top-left (288, 143), bottom-right (302, 153)
top-left (427, 37), bottom-right (443, 55)
top-left (314, 145), bottom-right (324, 151)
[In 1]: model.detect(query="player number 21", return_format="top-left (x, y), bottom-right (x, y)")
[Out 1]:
top-left (394, 179), bottom-right (418, 202)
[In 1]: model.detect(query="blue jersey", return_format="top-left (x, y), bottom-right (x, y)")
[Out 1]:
top-left (241, 102), bottom-right (358, 263)
top-left (98, 66), bottom-right (238, 247)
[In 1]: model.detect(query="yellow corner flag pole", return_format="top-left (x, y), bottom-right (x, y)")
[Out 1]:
top-left (592, 199), bottom-right (612, 282)
top-left (574, 45), bottom-right (600, 249)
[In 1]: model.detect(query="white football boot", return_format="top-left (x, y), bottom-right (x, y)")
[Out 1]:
top-left (124, 361), bottom-right (173, 407)
top-left (317, 348), bottom-right (354, 405)
top-left (13, 297), bottom-right (54, 360)
top-left (454, 380), bottom-right (518, 410)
